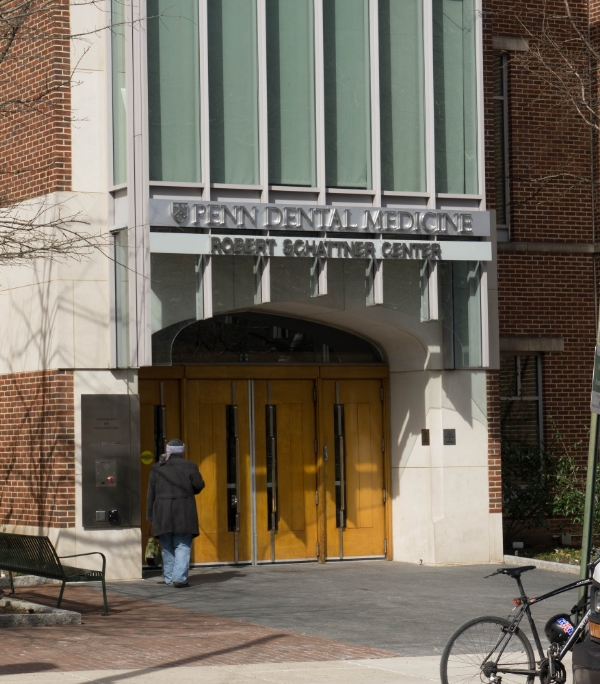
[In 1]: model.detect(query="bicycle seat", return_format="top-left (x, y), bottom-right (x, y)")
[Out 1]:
top-left (497, 566), bottom-right (536, 578)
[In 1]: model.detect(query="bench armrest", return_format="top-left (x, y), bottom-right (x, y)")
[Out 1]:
top-left (58, 552), bottom-right (106, 576)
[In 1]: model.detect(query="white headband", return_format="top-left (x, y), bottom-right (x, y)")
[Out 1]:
top-left (166, 443), bottom-right (185, 455)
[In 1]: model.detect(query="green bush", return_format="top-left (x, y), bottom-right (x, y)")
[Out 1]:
top-left (502, 441), bottom-right (555, 539)
top-left (502, 420), bottom-right (596, 541)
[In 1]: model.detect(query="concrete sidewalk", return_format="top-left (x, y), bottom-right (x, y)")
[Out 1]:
top-left (0, 653), bottom-right (577, 683)
top-left (3, 561), bottom-right (579, 683)
top-left (0, 657), bottom-right (441, 683)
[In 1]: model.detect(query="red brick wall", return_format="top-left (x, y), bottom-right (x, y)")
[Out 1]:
top-left (0, 0), bottom-right (72, 203)
top-left (497, 255), bottom-right (596, 449)
top-left (484, 0), bottom-right (598, 535)
top-left (484, 0), bottom-right (594, 242)
top-left (0, 370), bottom-right (75, 529)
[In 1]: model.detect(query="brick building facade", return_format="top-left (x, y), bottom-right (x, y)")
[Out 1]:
top-left (0, 0), bottom-right (516, 575)
top-left (484, 0), bottom-right (599, 544)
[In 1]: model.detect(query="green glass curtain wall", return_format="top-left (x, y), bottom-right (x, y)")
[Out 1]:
top-left (266, 0), bottom-right (316, 187)
top-left (432, 0), bottom-right (478, 194)
top-left (323, 0), bottom-right (371, 189)
top-left (111, 0), bottom-right (127, 185)
top-left (379, 0), bottom-right (426, 192)
top-left (147, 0), bottom-right (200, 182)
top-left (208, 0), bottom-right (260, 185)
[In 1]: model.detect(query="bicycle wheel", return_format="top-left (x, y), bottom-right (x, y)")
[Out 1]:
top-left (440, 616), bottom-right (536, 684)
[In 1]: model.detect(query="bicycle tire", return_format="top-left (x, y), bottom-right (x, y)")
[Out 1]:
top-left (440, 615), bottom-right (536, 684)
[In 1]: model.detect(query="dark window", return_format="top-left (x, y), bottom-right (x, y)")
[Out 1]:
top-left (154, 312), bottom-right (384, 365)
top-left (500, 354), bottom-right (542, 447)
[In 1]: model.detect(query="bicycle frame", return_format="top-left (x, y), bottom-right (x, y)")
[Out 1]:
top-left (490, 574), bottom-right (592, 677)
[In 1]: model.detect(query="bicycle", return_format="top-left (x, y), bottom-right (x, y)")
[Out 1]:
top-left (440, 554), bottom-right (600, 684)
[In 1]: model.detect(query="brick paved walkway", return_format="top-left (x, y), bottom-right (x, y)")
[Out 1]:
top-left (0, 586), bottom-right (395, 676)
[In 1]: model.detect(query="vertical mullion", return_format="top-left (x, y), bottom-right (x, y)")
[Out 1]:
top-left (369, 0), bottom-right (381, 206)
top-left (125, 0), bottom-right (137, 367)
top-left (480, 261), bottom-right (489, 367)
top-left (314, 0), bottom-right (326, 205)
top-left (257, 0), bottom-right (269, 201)
top-left (422, 0), bottom-right (435, 207)
top-left (130, 0), bottom-right (150, 367)
top-left (474, 0), bottom-right (485, 206)
top-left (137, 0), bottom-right (151, 366)
top-left (199, 0), bottom-right (211, 200)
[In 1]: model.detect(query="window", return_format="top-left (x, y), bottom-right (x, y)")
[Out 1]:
top-left (266, 0), bottom-right (316, 186)
top-left (161, 312), bottom-right (384, 365)
top-left (111, 0), bottom-right (127, 185)
top-left (147, 0), bottom-right (201, 182)
top-left (439, 261), bottom-right (483, 368)
top-left (323, 0), bottom-right (371, 189)
top-left (208, 0), bottom-right (260, 185)
top-left (494, 54), bottom-right (509, 236)
top-left (432, 0), bottom-right (478, 195)
top-left (114, 230), bottom-right (130, 368)
top-left (500, 354), bottom-right (543, 447)
top-left (379, 0), bottom-right (426, 192)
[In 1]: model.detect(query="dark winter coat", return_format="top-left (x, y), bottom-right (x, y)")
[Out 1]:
top-left (146, 454), bottom-right (205, 537)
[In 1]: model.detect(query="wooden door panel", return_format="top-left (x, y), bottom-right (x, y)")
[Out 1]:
top-left (324, 379), bottom-right (385, 559)
top-left (139, 379), bottom-right (182, 561)
top-left (187, 379), bottom-right (251, 564)
top-left (255, 380), bottom-right (317, 561)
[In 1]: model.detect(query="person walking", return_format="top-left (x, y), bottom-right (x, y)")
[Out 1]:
top-left (146, 439), bottom-right (205, 588)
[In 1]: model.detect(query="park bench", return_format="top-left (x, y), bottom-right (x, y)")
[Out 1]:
top-left (0, 532), bottom-right (108, 615)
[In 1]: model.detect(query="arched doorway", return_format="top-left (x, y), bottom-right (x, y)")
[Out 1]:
top-left (140, 314), bottom-right (390, 565)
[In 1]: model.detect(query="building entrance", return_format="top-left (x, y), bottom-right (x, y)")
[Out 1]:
top-left (140, 367), bottom-right (389, 565)
top-left (141, 312), bottom-right (389, 564)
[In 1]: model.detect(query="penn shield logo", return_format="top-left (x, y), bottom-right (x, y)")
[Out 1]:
top-left (557, 617), bottom-right (574, 635)
top-left (171, 202), bottom-right (189, 224)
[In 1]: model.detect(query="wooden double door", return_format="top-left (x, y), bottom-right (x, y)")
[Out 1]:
top-left (140, 368), bottom-right (388, 564)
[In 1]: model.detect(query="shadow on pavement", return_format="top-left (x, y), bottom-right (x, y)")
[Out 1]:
top-left (0, 662), bottom-right (58, 675)
top-left (187, 571), bottom-right (245, 585)
top-left (143, 569), bottom-right (246, 586)
top-left (66, 634), bottom-right (286, 684)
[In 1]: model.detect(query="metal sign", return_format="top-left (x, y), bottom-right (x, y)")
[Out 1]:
top-left (148, 199), bottom-right (491, 237)
top-left (81, 394), bottom-right (140, 528)
top-left (150, 232), bottom-right (492, 262)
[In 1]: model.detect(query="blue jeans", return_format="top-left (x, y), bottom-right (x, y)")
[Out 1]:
top-left (159, 533), bottom-right (192, 584)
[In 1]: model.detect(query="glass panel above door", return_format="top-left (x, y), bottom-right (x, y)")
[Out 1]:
top-left (208, 0), bottom-right (260, 185)
top-left (433, 0), bottom-right (478, 194)
top-left (166, 312), bottom-right (384, 365)
top-left (147, 0), bottom-right (201, 182)
top-left (323, 0), bottom-right (372, 189)
top-left (266, 0), bottom-right (316, 187)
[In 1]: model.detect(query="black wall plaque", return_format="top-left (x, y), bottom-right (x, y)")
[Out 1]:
top-left (443, 429), bottom-right (456, 446)
top-left (421, 429), bottom-right (430, 446)
top-left (81, 394), bottom-right (140, 528)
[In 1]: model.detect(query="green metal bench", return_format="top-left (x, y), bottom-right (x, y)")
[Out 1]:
top-left (0, 532), bottom-right (108, 615)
